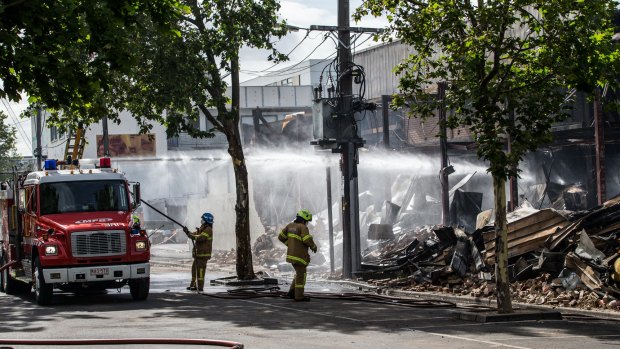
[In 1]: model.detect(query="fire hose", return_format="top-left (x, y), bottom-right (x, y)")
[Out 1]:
top-left (140, 199), bottom-right (187, 230)
top-left (0, 338), bottom-right (243, 348)
top-left (203, 286), bottom-right (459, 309)
top-left (140, 198), bottom-right (194, 248)
top-left (0, 260), bottom-right (18, 273)
top-left (140, 198), bottom-right (201, 293)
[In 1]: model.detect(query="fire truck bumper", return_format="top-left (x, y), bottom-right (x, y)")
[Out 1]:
top-left (42, 263), bottom-right (150, 283)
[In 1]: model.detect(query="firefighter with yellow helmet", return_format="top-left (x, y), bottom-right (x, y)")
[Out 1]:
top-left (611, 257), bottom-right (620, 285)
top-left (278, 209), bottom-right (317, 301)
top-left (183, 212), bottom-right (214, 292)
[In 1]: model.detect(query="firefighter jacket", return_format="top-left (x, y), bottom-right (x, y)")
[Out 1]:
top-left (278, 222), bottom-right (317, 266)
top-left (190, 224), bottom-right (213, 259)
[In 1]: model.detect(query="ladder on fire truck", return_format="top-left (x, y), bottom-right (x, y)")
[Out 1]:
top-left (63, 123), bottom-right (86, 163)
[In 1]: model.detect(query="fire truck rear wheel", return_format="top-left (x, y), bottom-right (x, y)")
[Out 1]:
top-left (0, 253), bottom-right (5, 293)
top-left (129, 277), bottom-right (150, 301)
top-left (34, 257), bottom-right (53, 305)
top-left (2, 253), bottom-right (29, 295)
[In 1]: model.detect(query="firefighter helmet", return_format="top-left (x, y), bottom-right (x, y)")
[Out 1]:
top-left (201, 212), bottom-right (214, 225)
top-left (296, 209), bottom-right (312, 222)
top-left (132, 215), bottom-right (140, 223)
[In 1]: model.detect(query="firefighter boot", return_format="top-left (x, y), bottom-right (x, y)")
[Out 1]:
top-left (284, 283), bottom-right (294, 299)
top-left (293, 264), bottom-right (308, 301)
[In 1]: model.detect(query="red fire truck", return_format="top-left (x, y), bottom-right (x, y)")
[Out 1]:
top-left (0, 158), bottom-right (150, 305)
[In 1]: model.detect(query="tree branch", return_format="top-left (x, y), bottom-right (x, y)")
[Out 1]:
top-left (404, 0), bottom-right (428, 8)
top-left (180, 15), bottom-right (199, 28)
top-left (480, 2), bottom-right (509, 90)
top-left (198, 103), bottom-right (225, 132)
top-left (2, 0), bottom-right (29, 10)
top-left (463, 0), bottom-right (478, 29)
top-left (501, 73), bottom-right (554, 95)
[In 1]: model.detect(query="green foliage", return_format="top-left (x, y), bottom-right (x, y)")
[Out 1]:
top-left (355, 0), bottom-right (620, 178)
top-left (0, 111), bottom-right (18, 180)
top-left (115, 0), bottom-right (288, 138)
top-left (0, 0), bottom-right (185, 130)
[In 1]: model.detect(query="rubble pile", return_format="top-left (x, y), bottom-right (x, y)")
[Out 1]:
top-left (361, 197), bottom-right (620, 312)
top-left (252, 229), bottom-right (286, 268)
top-left (211, 249), bottom-right (236, 265)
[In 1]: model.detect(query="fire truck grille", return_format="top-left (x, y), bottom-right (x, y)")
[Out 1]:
top-left (71, 230), bottom-right (126, 257)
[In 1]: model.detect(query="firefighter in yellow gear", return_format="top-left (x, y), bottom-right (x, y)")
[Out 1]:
top-left (278, 209), bottom-right (317, 301)
top-left (183, 212), bottom-right (214, 292)
top-left (612, 257), bottom-right (620, 284)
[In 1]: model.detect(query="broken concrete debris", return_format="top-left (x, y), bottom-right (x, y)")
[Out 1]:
top-left (357, 195), bottom-right (620, 312)
top-left (247, 177), bottom-right (620, 312)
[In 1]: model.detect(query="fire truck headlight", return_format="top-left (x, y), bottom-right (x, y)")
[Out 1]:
top-left (45, 245), bottom-right (58, 256)
top-left (135, 241), bottom-right (147, 251)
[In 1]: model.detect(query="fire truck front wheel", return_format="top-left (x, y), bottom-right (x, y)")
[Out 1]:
top-left (129, 277), bottom-right (150, 301)
top-left (34, 257), bottom-right (53, 305)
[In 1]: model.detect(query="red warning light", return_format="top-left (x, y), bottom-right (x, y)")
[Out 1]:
top-left (99, 157), bottom-right (112, 168)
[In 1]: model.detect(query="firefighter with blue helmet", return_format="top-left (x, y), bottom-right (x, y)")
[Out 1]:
top-left (183, 212), bottom-right (214, 292)
top-left (278, 209), bottom-right (317, 301)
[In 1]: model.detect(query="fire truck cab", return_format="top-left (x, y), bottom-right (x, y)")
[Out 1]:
top-left (0, 158), bottom-right (150, 305)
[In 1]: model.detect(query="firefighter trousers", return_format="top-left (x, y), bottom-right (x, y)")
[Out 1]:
top-left (287, 263), bottom-right (307, 300)
top-left (190, 257), bottom-right (208, 291)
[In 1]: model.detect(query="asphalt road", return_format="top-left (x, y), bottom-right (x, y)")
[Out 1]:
top-left (1, 244), bottom-right (619, 349)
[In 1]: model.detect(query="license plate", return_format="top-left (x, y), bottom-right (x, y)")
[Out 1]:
top-left (90, 268), bottom-right (109, 276)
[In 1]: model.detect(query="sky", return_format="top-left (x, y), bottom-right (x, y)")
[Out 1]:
top-left (1, 0), bottom-right (388, 156)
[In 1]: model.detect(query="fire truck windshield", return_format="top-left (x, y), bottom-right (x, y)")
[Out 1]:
top-left (40, 180), bottom-right (129, 215)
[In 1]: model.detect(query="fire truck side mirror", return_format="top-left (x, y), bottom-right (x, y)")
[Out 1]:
top-left (132, 183), bottom-right (141, 208)
top-left (18, 188), bottom-right (26, 213)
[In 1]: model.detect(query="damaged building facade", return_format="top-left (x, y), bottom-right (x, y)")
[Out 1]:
top-left (31, 35), bottom-right (620, 310)
top-left (248, 39), bottom-right (620, 311)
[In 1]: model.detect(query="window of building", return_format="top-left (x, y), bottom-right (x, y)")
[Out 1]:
top-left (50, 126), bottom-right (58, 142)
top-left (280, 77), bottom-right (293, 86)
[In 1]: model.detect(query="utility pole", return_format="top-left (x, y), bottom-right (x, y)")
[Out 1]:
top-left (382, 95), bottom-right (391, 149)
top-left (507, 106), bottom-right (518, 212)
top-left (102, 115), bottom-right (110, 157)
top-left (382, 95), bottom-right (392, 204)
top-left (326, 166), bottom-right (335, 273)
top-left (438, 82), bottom-right (450, 226)
top-left (337, 0), bottom-right (363, 278)
top-left (36, 108), bottom-right (42, 170)
top-left (309, 1), bottom-right (381, 279)
top-left (594, 88), bottom-right (606, 205)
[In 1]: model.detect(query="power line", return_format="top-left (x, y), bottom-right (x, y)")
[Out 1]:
top-left (242, 34), bottom-right (330, 77)
top-left (249, 30), bottom-right (311, 74)
top-left (221, 30), bottom-right (320, 80)
top-left (241, 33), bottom-right (375, 79)
top-left (6, 118), bottom-right (29, 125)
top-left (1, 98), bottom-right (32, 152)
top-left (241, 51), bottom-right (337, 78)
top-left (45, 138), bottom-right (68, 149)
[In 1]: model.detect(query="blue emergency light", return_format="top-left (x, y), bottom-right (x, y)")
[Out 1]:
top-left (44, 159), bottom-right (57, 170)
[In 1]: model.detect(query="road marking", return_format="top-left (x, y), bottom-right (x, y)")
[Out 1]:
top-left (417, 330), bottom-right (533, 349)
top-left (241, 299), bottom-right (365, 323)
top-left (242, 299), bottom-right (467, 325)
top-left (410, 319), bottom-right (564, 330)
top-left (363, 316), bottom-right (453, 322)
top-left (493, 334), bottom-right (620, 341)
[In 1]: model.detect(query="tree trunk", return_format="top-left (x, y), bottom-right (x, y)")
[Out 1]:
top-left (227, 128), bottom-right (255, 280)
top-left (228, 55), bottom-right (255, 280)
top-left (493, 174), bottom-right (513, 313)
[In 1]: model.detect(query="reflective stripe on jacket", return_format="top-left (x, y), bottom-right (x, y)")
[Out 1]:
top-left (278, 222), bottom-right (316, 265)
top-left (191, 225), bottom-right (213, 259)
